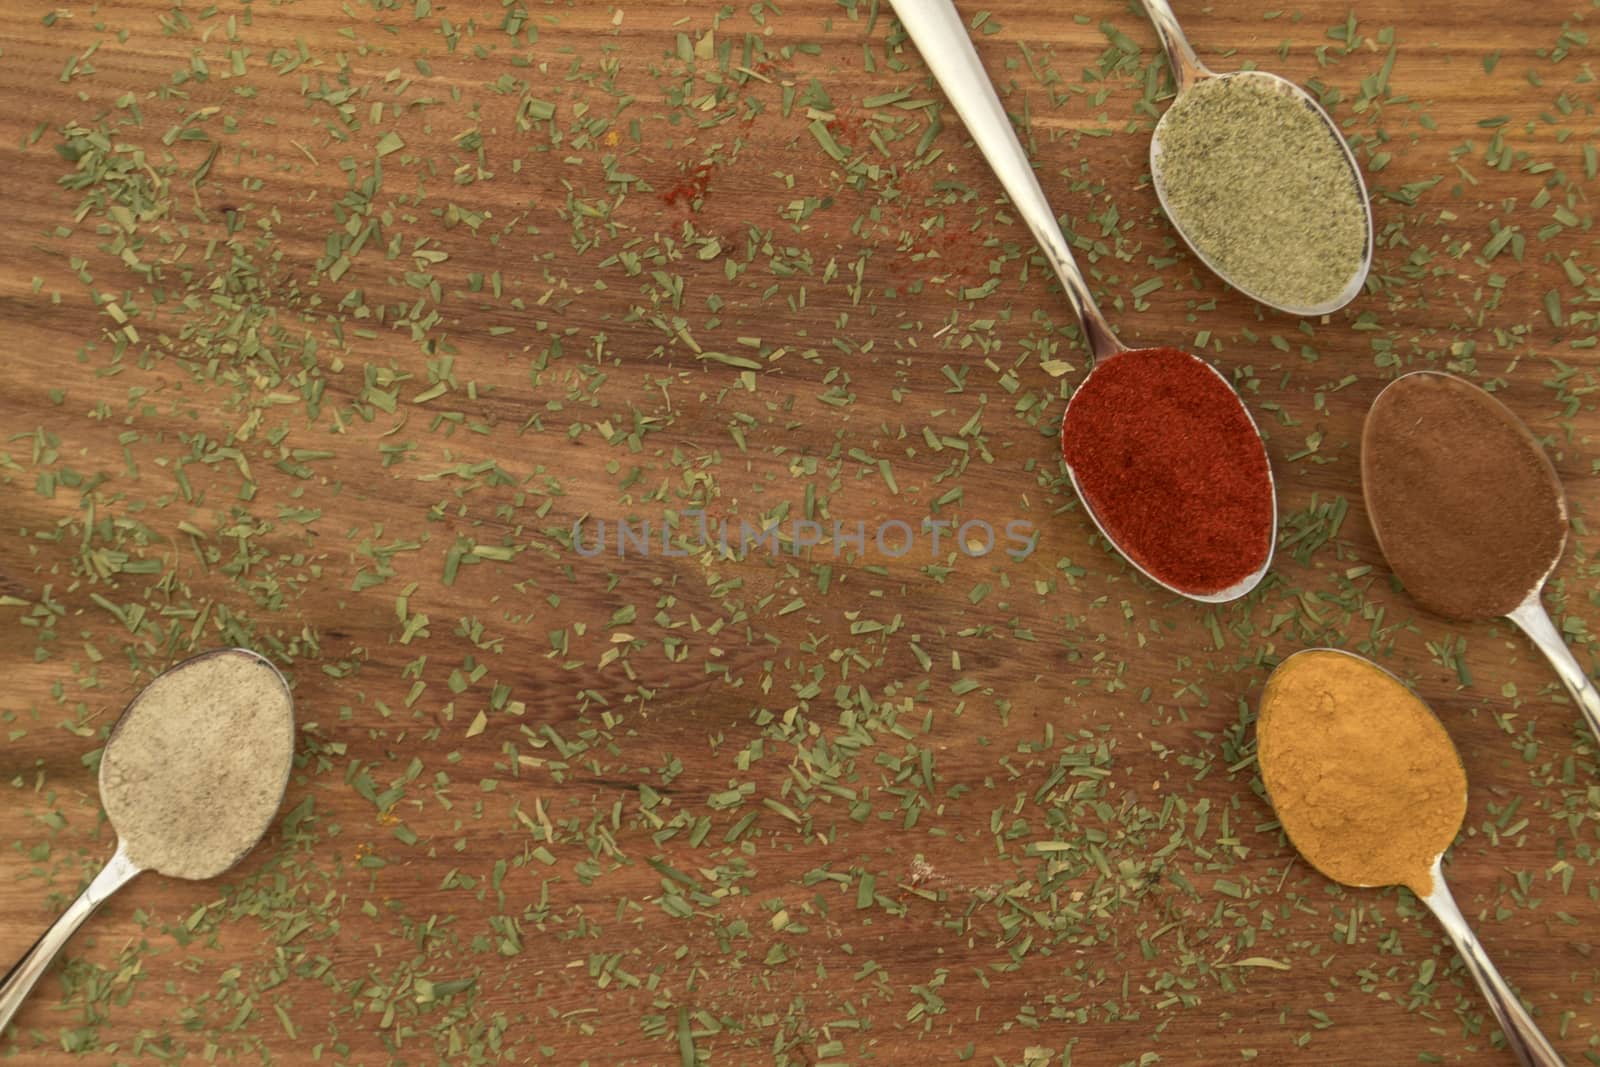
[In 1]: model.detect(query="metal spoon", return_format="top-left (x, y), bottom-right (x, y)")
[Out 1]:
top-left (0, 648), bottom-right (294, 1036)
top-left (887, 0), bottom-right (1276, 603)
top-left (1420, 855), bottom-right (1566, 1067)
top-left (1139, 0), bottom-right (1374, 315)
top-left (1259, 649), bottom-right (1565, 1067)
top-left (1361, 371), bottom-right (1600, 747)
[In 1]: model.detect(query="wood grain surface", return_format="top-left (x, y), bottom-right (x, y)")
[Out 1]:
top-left (2, 0), bottom-right (1597, 1064)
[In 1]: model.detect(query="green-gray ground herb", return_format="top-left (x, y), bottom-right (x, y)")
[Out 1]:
top-left (1152, 73), bottom-right (1368, 311)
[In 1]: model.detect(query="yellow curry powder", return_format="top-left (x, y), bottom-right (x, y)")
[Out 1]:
top-left (1256, 650), bottom-right (1467, 897)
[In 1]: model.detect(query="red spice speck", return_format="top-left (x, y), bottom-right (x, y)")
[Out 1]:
top-left (899, 226), bottom-right (989, 286)
top-left (661, 161), bottom-right (715, 208)
top-left (881, 168), bottom-right (991, 286)
top-left (825, 106), bottom-right (868, 148)
top-left (1060, 347), bottom-right (1274, 595)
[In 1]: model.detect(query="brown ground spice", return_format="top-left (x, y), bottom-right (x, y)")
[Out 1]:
top-left (1257, 649), bottom-right (1466, 897)
top-left (1361, 372), bottom-right (1566, 619)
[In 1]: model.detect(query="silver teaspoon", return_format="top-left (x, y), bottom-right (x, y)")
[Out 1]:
top-left (887, 0), bottom-right (1277, 602)
top-left (1362, 371), bottom-right (1600, 747)
top-left (0, 648), bottom-right (294, 1036)
top-left (1260, 649), bottom-right (1565, 1067)
top-left (1140, 0), bottom-right (1374, 315)
top-left (1420, 855), bottom-right (1566, 1067)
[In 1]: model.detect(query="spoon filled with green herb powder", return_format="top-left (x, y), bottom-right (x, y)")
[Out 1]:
top-left (0, 648), bottom-right (295, 1035)
top-left (1139, 0), bottom-right (1373, 315)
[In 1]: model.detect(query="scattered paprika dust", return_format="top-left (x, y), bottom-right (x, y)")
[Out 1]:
top-left (825, 106), bottom-right (869, 149)
top-left (660, 161), bottom-right (715, 208)
top-left (897, 225), bottom-right (991, 287)
top-left (1060, 347), bottom-right (1274, 595)
top-left (877, 166), bottom-right (991, 286)
top-left (1256, 649), bottom-right (1467, 897)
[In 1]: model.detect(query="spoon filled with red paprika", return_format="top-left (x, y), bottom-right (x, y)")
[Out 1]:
top-left (887, 0), bottom-right (1277, 601)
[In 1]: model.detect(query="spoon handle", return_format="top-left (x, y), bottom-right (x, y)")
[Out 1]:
top-left (1137, 0), bottom-right (1210, 95)
top-left (1423, 861), bottom-right (1566, 1067)
top-left (0, 845), bottom-right (141, 1036)
top-left (1508, 596), bottom-right (1600, 747)
top-left (885, 0), bottom-right (1126, 361)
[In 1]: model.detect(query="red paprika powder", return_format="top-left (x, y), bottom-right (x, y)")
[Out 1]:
top-left (1060, 347), bottom-right (1274, 596)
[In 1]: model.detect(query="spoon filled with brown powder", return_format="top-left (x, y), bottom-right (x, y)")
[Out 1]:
top-left (1361, 371), bottom-right (1600, 747)
top-left (1258, 649), bottom-right (1565, 1067)
top-left (0, 648), bottom-right (294, 1035)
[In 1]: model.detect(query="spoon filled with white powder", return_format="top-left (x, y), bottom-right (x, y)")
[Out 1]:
top-left (0, 648), bottom-right (294, 1034)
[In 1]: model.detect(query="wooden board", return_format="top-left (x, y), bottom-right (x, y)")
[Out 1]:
top-left (1, 0), bottom-right (1596, 1063)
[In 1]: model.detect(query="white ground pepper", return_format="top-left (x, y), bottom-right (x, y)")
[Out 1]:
top-left (1153, 73), bottom-right (1369, 311)
top-left (99, 649), bottom-right (295, 880)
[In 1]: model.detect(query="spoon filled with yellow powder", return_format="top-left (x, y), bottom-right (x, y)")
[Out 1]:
top-left (0, 648), bottom-right (294, 1035)
top-left (1257, 650), bottom-right (1564, 1067)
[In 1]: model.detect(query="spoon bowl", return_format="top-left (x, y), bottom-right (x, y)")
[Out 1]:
top-left (1141, 1), bottom-right (1374, 315)
top-left (0, 648), bottom-right (294, 1036)
top-left (888, 0), bottom-right (1276, 602)
top-left (1061, 347), bottom-right (1277, 601)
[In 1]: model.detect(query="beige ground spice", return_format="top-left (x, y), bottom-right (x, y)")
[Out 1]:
top-left (100, 649), bottom-right (295, 880)
top-left (1256, 649), bottom-right (1466, 897)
